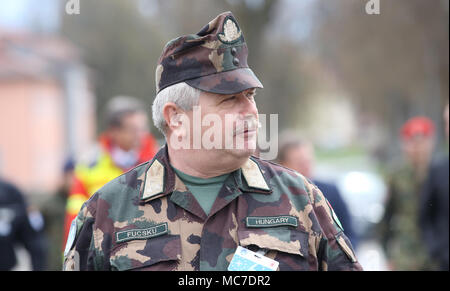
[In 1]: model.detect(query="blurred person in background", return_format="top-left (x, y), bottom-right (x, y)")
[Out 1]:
top-left (0, 177), bottom-right (47, 270)
top-left (419, 104), bottom-right (449, 271)
top-left (379, 116), bottom-right (438, 270)
top-left (41, 158), bottom-right (74, 270)
top-left (63, 96), bottom-right (159, 245)
top-left (278, 132), bottom-right (358, 249)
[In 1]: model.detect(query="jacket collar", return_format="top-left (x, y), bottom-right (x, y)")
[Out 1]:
top-left (139, 145), bottom-right (272, 203)
top-left (99, 133), bottom-right (158, 170)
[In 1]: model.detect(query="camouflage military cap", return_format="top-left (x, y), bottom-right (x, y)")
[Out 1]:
top-left (155, 11), bottom-right (263, 95)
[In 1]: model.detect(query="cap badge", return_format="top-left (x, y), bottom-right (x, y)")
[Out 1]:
top-left (218, 17), bottom-right (242, 44)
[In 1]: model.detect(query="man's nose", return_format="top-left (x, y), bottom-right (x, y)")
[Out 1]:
top-left (238, 94), bottom-right (258, 116)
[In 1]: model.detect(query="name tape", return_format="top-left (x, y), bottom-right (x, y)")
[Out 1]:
top-left (116, 222), bottom-right (168, 243)
top-left (246, 215), bottom-right (298, 228)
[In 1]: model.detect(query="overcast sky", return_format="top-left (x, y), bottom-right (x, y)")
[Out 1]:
top-left (0, 0), bottom-right (60, 32)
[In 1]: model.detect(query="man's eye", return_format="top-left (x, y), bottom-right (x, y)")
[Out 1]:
top-left (224, 96), bottom-right (236, 102)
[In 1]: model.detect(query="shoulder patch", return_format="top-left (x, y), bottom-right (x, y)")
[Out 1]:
top-left (326, 199), bottom-right (344, 231)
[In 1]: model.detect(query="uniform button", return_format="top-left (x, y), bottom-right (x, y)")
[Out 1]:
top-left (231, 47), bottom-right (237, 56)
top-left (233, 57), bottom-right (240, 66)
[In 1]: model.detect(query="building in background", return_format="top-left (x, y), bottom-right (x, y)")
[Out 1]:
top-left (0, 29), bottom-right (95, 195)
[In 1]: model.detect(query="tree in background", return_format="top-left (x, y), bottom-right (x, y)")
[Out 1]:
top-left (60, 0), bottom-right (449, 161)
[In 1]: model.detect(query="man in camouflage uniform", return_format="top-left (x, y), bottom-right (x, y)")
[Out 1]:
top-left (63, 11), bottom-right (361, 271)
top-left (379, 116), bottom-right (438, 270)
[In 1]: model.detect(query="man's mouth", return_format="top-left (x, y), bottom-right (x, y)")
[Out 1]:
top-left (234, 127), bottom-right (257, 136)
top-left (234, 119), bottom-right (259, 136)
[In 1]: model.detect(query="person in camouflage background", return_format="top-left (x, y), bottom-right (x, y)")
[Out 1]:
top-left (379, 117), bottom-right (439, 270)
top-left (63, 11), bottom-right (362, 271)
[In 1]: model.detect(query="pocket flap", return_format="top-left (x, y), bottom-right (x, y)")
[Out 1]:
top-left (238, 228), bottom-right (308, 257)
top-left (335, 232), bottom-right (357, 263)
top-left (110, 234), bottom-right (181, 271)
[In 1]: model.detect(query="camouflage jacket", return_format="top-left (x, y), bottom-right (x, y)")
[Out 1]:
top-left (63, 146), bottom-right (362, 271)
top-left (379, 162), bottom-right (437, 270)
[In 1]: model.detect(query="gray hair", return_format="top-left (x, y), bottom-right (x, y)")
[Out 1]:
top-left (105, 96), bottom-right (146, 128)
top-left (152, 82), bottom-right (201, 135)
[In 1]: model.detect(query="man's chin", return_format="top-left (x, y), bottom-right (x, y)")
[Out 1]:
top-left (224, 147), bottom-right (256, 159)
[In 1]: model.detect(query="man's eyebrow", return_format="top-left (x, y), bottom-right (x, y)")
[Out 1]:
top-left (216, 89), bottom-right (256, 101)
top-left (218, 93), bottom-right (235, 100)
top-left (236, 88), bottom-right (253, 95)
top-left (215, 93), bottom-right (234, 105)
top-left (247, 89), bottom-right (257, 96)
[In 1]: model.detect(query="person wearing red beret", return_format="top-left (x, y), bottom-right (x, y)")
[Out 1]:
top-left (378, 116), bottom-right (440, 270)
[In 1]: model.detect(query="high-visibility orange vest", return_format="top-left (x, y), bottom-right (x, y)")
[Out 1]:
top-left (63, 134), bottom-right (158, 246)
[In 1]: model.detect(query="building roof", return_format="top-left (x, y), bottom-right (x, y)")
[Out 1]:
top-left (0, 29), bottom-right (81, 81)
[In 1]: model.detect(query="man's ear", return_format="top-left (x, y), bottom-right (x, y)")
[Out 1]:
top-left (163, 102), bottom-right (183, 132)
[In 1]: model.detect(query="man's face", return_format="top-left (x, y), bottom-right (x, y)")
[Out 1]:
top-left (180, 88), bottom-right (259, 158)
top-left (282, 144), bottom-right (315, 178)
top-left (402, 135), bottom-right (434, 166)
top-left (110, 111), bottom-right (149, 151)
